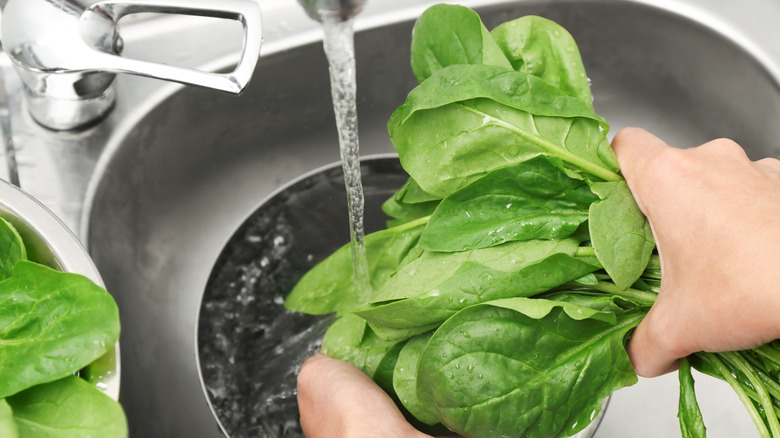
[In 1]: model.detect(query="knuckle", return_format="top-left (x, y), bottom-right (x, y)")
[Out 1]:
top-left (756, 157), bottom-right (780, 171)
top-left (698, 138), bottom-right (748, 159)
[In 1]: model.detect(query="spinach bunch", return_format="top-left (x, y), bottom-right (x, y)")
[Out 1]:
top-left (0, 217), bottom-right (127, 437)
top-left (287, 5), bottom-right (780, 438)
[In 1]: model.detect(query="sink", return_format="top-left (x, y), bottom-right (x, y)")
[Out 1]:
top-left (77, 0), bottom-right (780, 437)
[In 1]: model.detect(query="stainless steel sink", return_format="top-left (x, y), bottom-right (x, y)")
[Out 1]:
top-left (3, 0), bottom-right (779, 436)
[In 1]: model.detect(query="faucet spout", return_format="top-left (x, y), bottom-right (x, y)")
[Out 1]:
top-left (298, 0), bottom-right (365, 22)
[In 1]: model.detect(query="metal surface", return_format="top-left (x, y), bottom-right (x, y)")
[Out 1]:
top-left (298, 0), bottom-right (365, 22)
top-left (1, 0), bottom-right (262, 130)
top-left (0, 178), bottom-right (119, 401)
top-left (0, 0), bottom-right (779, 437)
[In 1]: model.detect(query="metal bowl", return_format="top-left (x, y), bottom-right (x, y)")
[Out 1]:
top-left (0, 178), bottom-right (120, 400)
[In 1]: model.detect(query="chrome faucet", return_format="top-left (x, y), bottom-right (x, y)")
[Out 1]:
top-left (298, 0), bottom-right (364, 22)
top-left (0, 0), bottom-right (262, 131)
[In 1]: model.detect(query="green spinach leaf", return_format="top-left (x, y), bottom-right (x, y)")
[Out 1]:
top-left (381, 196), bottom-right (437, 228)
top-left (285, 220), bottom-right (424, 314)
top-left (679, 357), bottom-right (707, 438)
top-left (355, 239), bottom-right (598, 330)
top-left (417, 298), bottom-right (641, 438)
top-left (321, 314), bottom-right (401, 379)
top-left (388, 64), bottom-right (619, 198)
top-left (393, 332), bottom-right (439, 426)
top-left (368, 321), bottom-right (439, 343)
top-left (367, 237), bottom-right (584, 303)
top-left (393, 178), bottom-right (441, 204)
top-left (0, 261), bottom-right (120, 398)
top-left (491, 16), bottom-right (594, 108)
top-left (0, 218), bottom-right (26, 281)
top-left (0, 399), bottom-right (18, 438)
top-left (588, 181), bottom-right (655, 290)
top-left (7, 376), bottom-right (127, 438)
top-left (420, 155), bottom-right (598, 251)
top-left (410, 4), bottom-right (511, 83)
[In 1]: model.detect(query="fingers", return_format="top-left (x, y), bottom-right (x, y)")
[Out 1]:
top-left (297, 354), bottom-right (430, 438)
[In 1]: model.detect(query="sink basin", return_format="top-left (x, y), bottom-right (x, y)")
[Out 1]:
top-left (81, 0), bottom-right (780, 437)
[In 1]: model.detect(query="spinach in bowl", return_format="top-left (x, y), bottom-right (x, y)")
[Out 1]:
top-left (0, 213), bottom-right (126, 436)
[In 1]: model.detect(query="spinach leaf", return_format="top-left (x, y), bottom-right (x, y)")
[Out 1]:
top-left (355, 239), bottom-right (599, 330)
top-left (393, 332), bottom-right (439, 426)
top-left (491, 16), bottom-right (594, 108)
top-left (381, 195), bottom-right (437, 228)
top-left (372, 339), bottom-right (407, 398)
top-left (321, 314), bottom-right (400, 379)
top-left (420, 155), bottom-right (598, 251)
top-left (588, 181), bottom-right (655, 290)
top-left (410, 4), bottom-right (511, 83)
top-left (367, 237), bottom-right (585, 304)
top-left (679, 357), bottom-right (707, 438)
top-left (542, 290), bottom-right (638, 317)
top-left (285, 220), bottom-right (424, 315)
top-left (0, 261), bottom-right (120, 399)
top-left (7, 376), bottom-right (127, 438)
top-left (0, 218), bottom-right (26, 281)
top-left (321, 313), bottom-right (367, 359)
top-left (388, 64), bottom-right (619, 198)
top-left (368, 322), bottom-right (439, 343)
top-left (0, 399), bottom-right (18, 438)
top-left (416, 298), bottom-right (641, 438)
top-left (393, 178), bottom-right (441, 204)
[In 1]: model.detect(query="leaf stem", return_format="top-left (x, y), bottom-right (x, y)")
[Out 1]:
top-left (576, 247), bottom-right (660, 270)
top-left (388, 215), bottom-right (431, 232)
top-left (565, 280), bottom-right (657, 306)
top-left (720, 351), bottom-right (780, 437)
top-left (756, 345), bottom-right (780, 367)
top-left (699, 352), bottom-right (773, 438)
top-left (738, 384), bottom-right (780, 418)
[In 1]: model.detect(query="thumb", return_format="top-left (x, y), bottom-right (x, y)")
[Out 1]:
top-left (625, 306), bottom-right (681, 377)
top-left (610, 127), bottom-right (671, 216)
top-left (297, 354), bottom-right (429, 438)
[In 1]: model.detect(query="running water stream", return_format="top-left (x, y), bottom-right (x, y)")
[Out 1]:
top-left (320, 17), bottom-right (372, 298)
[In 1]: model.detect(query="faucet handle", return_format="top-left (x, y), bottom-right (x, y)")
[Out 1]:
top-left (1, 0), bottom-right (262, 130)
top-left (81, 0), bottom-right (262, 93)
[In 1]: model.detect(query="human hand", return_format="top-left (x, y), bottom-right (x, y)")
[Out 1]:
top-left (613, 127), bottom-right (780, 377)
top-left (297, 354), bottom-right (434, 438)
